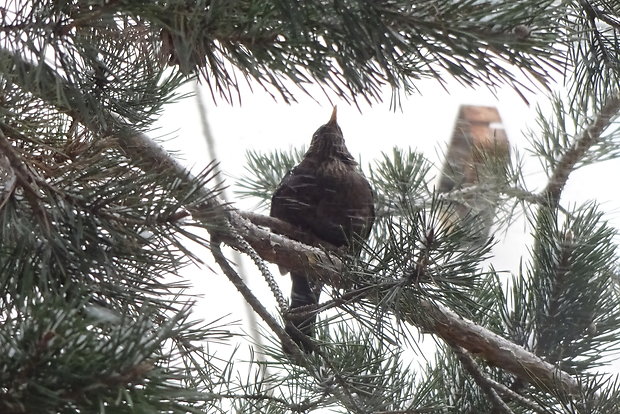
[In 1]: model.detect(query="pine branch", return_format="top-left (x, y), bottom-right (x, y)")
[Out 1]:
top-left (0, 42), bottom-right (585, 402)
top-left (0, 128), bottom-right (52, 237)
top-left (521, 204), bottom-right (620, 374)
top-left (568, 0), bottom-right (620, 108)
top-left (452, 346), bottom-right (514, 414)
top-left (524, 91), bottom-right (620, 379)
top-left (542, 91), bottom-right (620, 206)
top-left (225, 211), bottom-right (581, 396)
top-left (156, 0), bottom-right (564, 104)
top-left (239, 211), bottom-right (338, 250)
top-left (210, 237), bottom-right (303, 361)
top-left (212, 234), bottom-right (401, 413)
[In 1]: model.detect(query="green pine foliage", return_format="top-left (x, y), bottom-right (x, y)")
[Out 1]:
top-left (521, 205), bottom-right (620, 372)
top-left (2, 0), bottom-right (620, 413)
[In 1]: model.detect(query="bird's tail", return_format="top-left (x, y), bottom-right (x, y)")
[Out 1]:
top-left (284, 271), bottom-right (321, 354)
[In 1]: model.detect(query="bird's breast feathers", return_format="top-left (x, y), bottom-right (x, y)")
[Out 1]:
top-left (314, 158), bottom-right (355, 177)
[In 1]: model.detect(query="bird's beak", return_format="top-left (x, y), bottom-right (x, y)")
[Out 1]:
top-left (327, 106), bottom-right (338, 125)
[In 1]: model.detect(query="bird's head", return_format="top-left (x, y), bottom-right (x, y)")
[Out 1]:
top-left (307, 107), bottom-right (355, 163)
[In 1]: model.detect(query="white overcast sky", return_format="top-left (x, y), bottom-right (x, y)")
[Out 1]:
top-left (155, 75), bottom-right (620, 374)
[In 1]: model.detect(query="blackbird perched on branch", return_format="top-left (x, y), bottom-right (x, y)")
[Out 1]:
top-left (270, 107), bottom-right (375, 354)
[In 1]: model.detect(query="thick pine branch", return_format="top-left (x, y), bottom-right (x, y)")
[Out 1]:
top-left (82, 126), bottom-right (589, 396)
top-left (4, 49), bottom-right (583, 397)
top-left (224, 211), bottom-right (580, 395)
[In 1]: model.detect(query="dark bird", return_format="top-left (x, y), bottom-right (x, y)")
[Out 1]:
top-left (270, 107), bottom-right (375, 354)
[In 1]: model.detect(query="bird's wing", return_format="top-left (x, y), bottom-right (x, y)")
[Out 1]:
top-left (361, 178), bottom-right (376, 240)
top-left (271, 165), bottom-right (348, 245)
top-left (270, 167), bottom-right (318, 225)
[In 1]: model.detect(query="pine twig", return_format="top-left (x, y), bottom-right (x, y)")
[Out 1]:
top-left (579, 0), bottom-right (620, 31)
top-left (311, 348), bottom-right (368, 414)
top-left (0, 127), bottom-right (51, 237)
top-left (491, 380), bottom-right (548, 413)
top-left (452, 346), bottom-right (547, 413)
top-left (0, 154), bottom-right (17, 211)
top-left (288, 285), bottom-right (376, 320)
top-left (210, 236), bottom-right (301, 360)
top-left (452, 346), bottom-right (516, 414)
top-left (534, 229), bottom-right (574, 361)
top-left (543, 92), bottom-right (620, 206)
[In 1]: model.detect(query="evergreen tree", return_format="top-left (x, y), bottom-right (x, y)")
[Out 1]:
top-left (1, 1), bottom-right (620, 413)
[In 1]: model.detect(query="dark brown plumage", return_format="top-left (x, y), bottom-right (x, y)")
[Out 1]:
top-left (270, 107), bottom-right (375, 354)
